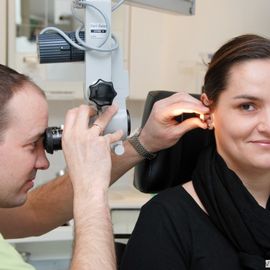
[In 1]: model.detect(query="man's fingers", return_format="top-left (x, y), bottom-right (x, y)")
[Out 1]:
top-left (104, 129), bottom-right (124, 145)
top-left (63, 107), bottom-right (78, 133)
top-left (74, 105), bottom-right (97, 130)
top-left (157, 92), bottom-right (204, 107)
top-left (91, 123), bottom-right (104, 136)
top-left (96, 104), bottom-right (118, 126)
top-left (90, 104), bottom-right (118, 136)
top-left (160, 101), bottom-right (209, 120)
top-left (173, 117), bottom-right (208, 136)
top-left (64, 104), bottom-right (119, 138)
top-left (151, 92), bottom-right (209, 121)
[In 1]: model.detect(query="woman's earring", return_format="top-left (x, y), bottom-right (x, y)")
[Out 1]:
top-left (206, 115), bottom-right (214, 130)
top-left (200, 94), bottom-right (214, 129)
top-left (202, 113), bottom-right (214, 130)
top-left (207, 120), bottom-right (214, 130)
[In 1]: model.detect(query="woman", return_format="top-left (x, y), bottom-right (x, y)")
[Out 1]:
top-left (120, 34), bottom-right (270, 270)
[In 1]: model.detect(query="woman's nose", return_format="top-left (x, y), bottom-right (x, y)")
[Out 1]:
top-left (257, 109), bottom-right (270, 133)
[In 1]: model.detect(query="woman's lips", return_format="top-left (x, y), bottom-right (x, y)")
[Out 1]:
top-left (250, 140), bottom-right (270, 146)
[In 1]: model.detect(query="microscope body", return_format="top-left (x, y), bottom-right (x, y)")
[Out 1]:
top-left (38, 0), bottom-right (130, 154)
top-left (84, 0), bottom-right (129, 137)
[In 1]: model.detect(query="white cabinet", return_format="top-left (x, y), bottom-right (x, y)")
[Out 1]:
top-left (128, 6), bottom-right (203, 99)
top-left (128, 0), bottom-right (270, 99)
top-left (128, 6), bottom-right (174, 99)
top-left (0, 0), bottom-right (7, 65)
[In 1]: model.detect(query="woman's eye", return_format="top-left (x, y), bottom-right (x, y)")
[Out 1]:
top-left (240, 103), bottom-right (255, 111)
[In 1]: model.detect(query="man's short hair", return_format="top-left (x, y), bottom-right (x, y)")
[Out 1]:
top-left (0, 64), bottom-right (45, 141)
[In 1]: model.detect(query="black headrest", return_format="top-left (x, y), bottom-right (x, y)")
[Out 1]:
top-left (133, 91), bottom-right (215, 193)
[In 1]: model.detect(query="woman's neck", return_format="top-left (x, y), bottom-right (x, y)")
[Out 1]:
top-left (232, 168), bottom-right (270, 208)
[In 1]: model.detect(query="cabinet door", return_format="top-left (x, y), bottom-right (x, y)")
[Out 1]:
top-left (0, 0), bottom-right (7, 64)
top-left (128, 6), bottom-right (180, 99)
top-left (128, 6), bottom-right (201, 99)
top-left (129, 7), bottom-right (164, 99)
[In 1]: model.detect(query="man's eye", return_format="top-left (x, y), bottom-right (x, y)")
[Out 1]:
top-left (29, 140), bottom-right (40, 149)
top-left (32, 142), bottom-right (37, 147)
top-left (28, 142), bottom-right (37, 150)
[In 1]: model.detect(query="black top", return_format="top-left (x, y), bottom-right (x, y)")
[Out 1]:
top-left (120, 186), bottom-right (242, 270)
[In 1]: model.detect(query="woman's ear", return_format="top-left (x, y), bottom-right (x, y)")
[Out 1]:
top-left (200, 93), bottom-right (212, 107)
top-left (200, 93), bottom-right (214, 130)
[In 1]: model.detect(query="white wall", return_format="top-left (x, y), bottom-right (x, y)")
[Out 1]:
top-left (165, 0), bottom-right (270, 92)
top-left (129, 0), bottom-right (270, 95)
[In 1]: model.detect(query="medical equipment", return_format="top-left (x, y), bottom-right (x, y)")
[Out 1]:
top-left (38, 0), bottom-right (195, 154)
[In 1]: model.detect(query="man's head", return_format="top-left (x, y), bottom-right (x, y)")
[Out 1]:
top-left (0, 65), bottom-right (50, 207)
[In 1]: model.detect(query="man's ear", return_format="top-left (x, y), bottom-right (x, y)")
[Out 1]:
top-left (200, 93), bottom-right (212, 107)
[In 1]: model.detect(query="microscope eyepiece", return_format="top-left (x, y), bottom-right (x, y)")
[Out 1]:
top-left (43, 109), bottom-right (131, 155)
top-left (43, 127), bottom-right (63, 154)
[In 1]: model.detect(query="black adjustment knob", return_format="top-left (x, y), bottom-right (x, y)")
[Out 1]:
top-left (89, 79), bottom-right (117, 107)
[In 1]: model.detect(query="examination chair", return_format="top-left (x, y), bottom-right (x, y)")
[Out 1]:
top-left (133, 90), bottom-right (215, 193)
top-left (116, 91), bottom-right (214, 268)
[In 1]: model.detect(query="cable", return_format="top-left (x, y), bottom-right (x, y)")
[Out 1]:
top-left (40, 26), bottom-right (86, 51)
top-left (75, 24), bottom-right (119, 52)
top-left (75, 0), bottom-right (119, 51)
top-left (41, 0), bottom-right (120, 52)
top-left (71, 1), bottom-right (84, 25)
top-left (77, 0), bottom-right (110, 48)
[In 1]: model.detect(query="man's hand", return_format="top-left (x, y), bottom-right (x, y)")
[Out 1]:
top-left (139, 92), bottom-right (209, 153)
top-left (62, 104), bottom-right (123, 270)
top-left (62, 104), bottom-right (123, 194)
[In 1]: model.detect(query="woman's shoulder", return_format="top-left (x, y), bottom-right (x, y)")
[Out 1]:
top-left (143, 181), bottom-right (207, 218)
top-left (137, 183), bottom-right (211, 256)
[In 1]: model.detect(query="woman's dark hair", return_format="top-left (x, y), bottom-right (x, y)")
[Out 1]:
top-left (0, 64), bottom-right (45, 141)
top-left (203, 34), bottom-right (270, 104)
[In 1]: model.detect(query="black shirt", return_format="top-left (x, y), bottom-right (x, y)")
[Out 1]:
top-left (120, 186), bottom-right (242, 270)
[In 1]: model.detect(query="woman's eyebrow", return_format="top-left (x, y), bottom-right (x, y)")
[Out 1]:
top-left (233, 95), bottom-right (259, 100)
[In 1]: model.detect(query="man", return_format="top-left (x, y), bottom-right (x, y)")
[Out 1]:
top-left (0, 64), bottom-right (209, 269)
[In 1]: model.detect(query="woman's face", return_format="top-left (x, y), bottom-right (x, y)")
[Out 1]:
top-left (212, 59), bottom-right (270, 175)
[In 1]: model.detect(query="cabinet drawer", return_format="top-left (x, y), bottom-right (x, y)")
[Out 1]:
top-left (111, 208), bottom-right (140, 236)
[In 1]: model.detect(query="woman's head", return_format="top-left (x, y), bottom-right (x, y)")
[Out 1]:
top-left (203, 34), bottom-right (270, 106)
top-left (0, 65), bottom-right (45, 141)
top-left (202, 34), bottom-right (270, 176)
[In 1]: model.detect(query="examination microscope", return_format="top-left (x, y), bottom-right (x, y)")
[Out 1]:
top-left (39, 0), bottom-right (130, 155)
top-left (38, 0), bottom-right (195, 155)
